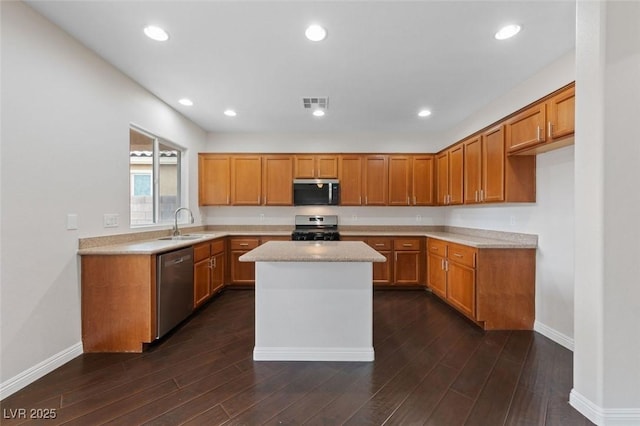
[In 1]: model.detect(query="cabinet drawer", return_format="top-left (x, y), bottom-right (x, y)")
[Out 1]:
top-left (368, 238), bottom-right (392, 250)
top-left (427, 238), bottom-right (447, 256)
top-left (448, 243), bottom-right (477, 268)
top-left (394, 238), bottom-right (421, 251)
top-left (211, 239), bottom-right (225, 255)
top-left (230, 238), bottom-right (259, 250)
top-left (193, 242), bottom-right (211, 262)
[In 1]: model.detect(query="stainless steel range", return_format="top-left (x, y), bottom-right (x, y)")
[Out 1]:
top-left (291, 215), bottom-right (340, 241)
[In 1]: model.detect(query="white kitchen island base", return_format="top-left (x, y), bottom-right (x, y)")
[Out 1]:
top-left (253, 261), bottom-right (374, 361)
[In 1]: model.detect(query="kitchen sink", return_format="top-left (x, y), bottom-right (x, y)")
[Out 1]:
top-left (158, 235), bottom-right (205, 241)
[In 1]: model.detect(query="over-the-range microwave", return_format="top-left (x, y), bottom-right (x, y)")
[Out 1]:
top-left (293, 179), bottom-right (340, 206)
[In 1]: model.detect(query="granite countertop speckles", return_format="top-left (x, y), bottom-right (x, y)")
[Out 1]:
top-left (239, 241), bottom-right (387, 262)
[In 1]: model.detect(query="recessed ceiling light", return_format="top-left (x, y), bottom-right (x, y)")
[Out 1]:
top-left (418, 109), bottom-right (432, 118)
top-left (178, 98), bottom-right (193, 106)
top-left (224, 109), bottom-right (237, 117)
top-left (312, 109), bottom-right (325, 117)
top-left (305, 24), bottom-right (327, 42)
top-left (495, 24), bottom-right (521, 40)
top-left (143, 25), bottom-right (169, 42)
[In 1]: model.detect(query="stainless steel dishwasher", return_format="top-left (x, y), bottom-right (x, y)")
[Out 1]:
top-left (157, 246), bottom-right (194, 339)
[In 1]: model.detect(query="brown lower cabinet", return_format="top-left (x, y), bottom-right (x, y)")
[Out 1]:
top-left (228, 235), bottom-right (290, 286)
top-left (194, 238), bottom-right (225, 308)
top-left (343, 236), bottom-right (424, 287)
top-left (426, 237), bottom-right (535, 330)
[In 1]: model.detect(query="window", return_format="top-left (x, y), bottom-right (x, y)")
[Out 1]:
top-left (129, 127), bottom-right (183, 226)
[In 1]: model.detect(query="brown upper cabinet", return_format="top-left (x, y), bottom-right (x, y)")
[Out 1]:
top-left (338, 155), bottom-right (364, 205)
top-left (388, 155), bottom-right (435, 206)
top-left (436, 145), bottom-right (464, 205)
top-left (464, 126), bottom-right (505, 204)
top-left (506, 83), bottom-right (575, 155)
top-left (262, 155), bottom-right (293, 205)
top-left (230, 156), bottom-right (262, 205)
top-left (294, 155), bottom-right (338, 178)
top-left (363, 155), bottom-right (388, 205)
top-left (199, 154), bottom-right (230, 206)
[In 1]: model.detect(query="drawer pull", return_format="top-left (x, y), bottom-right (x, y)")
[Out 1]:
top-left (239, 243), bottom-right (249, 247)
top-left (453, 253), bottom-right (463, 258)
top-left (402, 243), bottom-right (412, 247)
top-left (374, 243), bottom-right (385, 247)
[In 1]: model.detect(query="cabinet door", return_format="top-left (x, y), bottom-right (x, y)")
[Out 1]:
top-left (231, 156), bottom-right (262, 205)
top-left (448, 145), bottom-right (464, 205)
top-left (339, 155), bottom-right (363, 205)
top-left (463, 137), bottom-right (482, 204)
top-left (293, 155), bottom-right (316, 178)
top-left (373, 251), bottom-right (392, 285)
top-left (211, 252), bottom-right (225, 293)
top-left (388, 156), bottom-right (411, 206)
top-left (262, 155), bottom-right (293, 205)
top-left (230, 251), bottom-right (255, 284)
top-left (427, 254), bottom-right (447, 298)
top-left (194, 258), bottom-right (211, 308)
top-left (412, 155), bottom-right (434, 205)
top-left (316, 155), bottom-right (338, 178)
top-left (482, 125), bottom-right (505, 203)
top-left (198, 155), bottom-right (230, 206)
top-left (394, 251), bottom-right (420, 285)
top-left (506, 103), bottom-right (546, 153)
top-left (548, 86), bottom-right (575, 139)
top-left (447, 262), bottom-right (476, 319)
top-left (364, 155), bottom-right (388, 205)
top-left (436, 151), bottom-right (449, 205)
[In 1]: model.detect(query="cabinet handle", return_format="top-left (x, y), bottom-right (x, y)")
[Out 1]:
top-left (444, 260), bottom-right (449, 271)
top-left (407, 196), bottom-right (410, 205)
top-left (480, 189), bottom-right (484, 202)
top-left (365, 196), bottom-right (368, 204)
top-left (239, 243), bottom-right (249, 247)
top-left (413, 196), bottom-right (416, 205)
top-left (536, 126), bottom-right (542, 142)
top-left (375, 243), bottom-right (385, 247)
top-left (402, 243), bottom-right (412, 247)
top-left (359, 196), bottom-right (362, 204)
top-left (227, 195), bottom-right (230, 204)
top-left (548, 121), bottom-right (553, 138)
top-left (475, 190), bottom-right (478, 202)
top-left (441, 259), bottom-right (445, 270)
top-left (453, 253), bottom-right (463, 258)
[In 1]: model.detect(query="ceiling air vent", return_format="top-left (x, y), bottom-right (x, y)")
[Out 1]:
top-left (303, 97), bottom-right (329, 109)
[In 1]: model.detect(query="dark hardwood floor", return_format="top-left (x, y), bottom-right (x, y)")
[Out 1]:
top-left (1, 290), bottom-right (592, 425)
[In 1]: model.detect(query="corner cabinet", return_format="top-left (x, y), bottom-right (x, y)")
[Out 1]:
top-left (427, 237), bottom-right (535, 330)
top-left (436, 144), bottom-right (464, 205)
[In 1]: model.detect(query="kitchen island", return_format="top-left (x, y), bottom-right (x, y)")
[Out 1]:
top-left (239, 241), bottom-right (386, 362)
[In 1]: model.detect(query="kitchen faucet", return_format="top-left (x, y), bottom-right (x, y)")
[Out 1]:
top-left (173, 207), bottom-right (194, 236)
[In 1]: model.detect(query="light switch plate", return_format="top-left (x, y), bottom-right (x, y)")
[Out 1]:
top-left (104, 213), bottom-right (119, 228)
top-left (67, 214), bottom-right (78, 230)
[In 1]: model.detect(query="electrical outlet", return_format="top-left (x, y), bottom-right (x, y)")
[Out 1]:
top-left (416, 214), bottom-right (422, 222)
top-left (104, 213), bottom-right (119, 228)
top-left (259, 213), bottom-right (265, 222)
top-left (510, 215), bottom-right (516, 226)
top-left (352, 214), bottom-right (358, 222)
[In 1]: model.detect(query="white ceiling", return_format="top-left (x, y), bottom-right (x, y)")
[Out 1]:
top-left (26, 1), bottom-right (576, 135)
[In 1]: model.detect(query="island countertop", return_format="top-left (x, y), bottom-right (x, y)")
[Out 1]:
top-left (239, 241), bottom-right (387, 263)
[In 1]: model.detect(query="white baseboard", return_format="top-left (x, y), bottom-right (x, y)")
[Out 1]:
top-left (534, 320), bottom-right (574, 351)
top-left (0, 342), bottom-right (83, 400)
top-left (570, 389), bottom-right (640, 425)
top-left (253, 346), bottom-right (375, 362)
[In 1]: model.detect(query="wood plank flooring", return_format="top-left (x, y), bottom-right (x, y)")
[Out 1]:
top-left (1, 290), bottom-right (593, 425)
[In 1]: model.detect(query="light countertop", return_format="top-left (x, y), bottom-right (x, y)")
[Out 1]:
top-left (239, 241), bottom-right (387, 263)
top-left (77, 227), bottom-right (537, 256)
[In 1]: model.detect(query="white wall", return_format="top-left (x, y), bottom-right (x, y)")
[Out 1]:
top-left (571, 1), bottom-right (640, 423)
top-left (0, 2), bottom-right (207, 395)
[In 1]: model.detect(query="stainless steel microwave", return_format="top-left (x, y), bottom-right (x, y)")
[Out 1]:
top-left (293, 179), bottom-right (340, 206)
